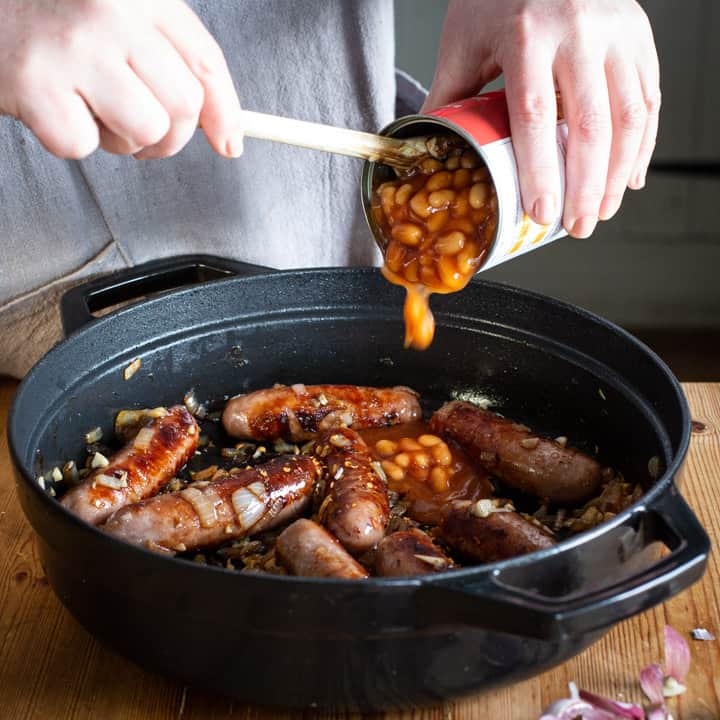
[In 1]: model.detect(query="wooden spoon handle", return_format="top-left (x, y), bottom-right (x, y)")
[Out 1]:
top-left (239, 110), bottom-right (430, 170)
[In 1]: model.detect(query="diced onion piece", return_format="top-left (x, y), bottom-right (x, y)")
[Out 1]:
top-left (470, 498), bottom-right (511, 518)
top-left (317, 393), bottom-right (328, 406)
top-left (291, 383), bottom-right (307, 396)
top-left (123, 357), bottom-right (142, 380)
top-left (231, 482), bottom-right (267, 529)
top-left (85, 426), bottom-right (103, 444)
top-left (371, 461), bottom-right (387, 483)
top-left (95, 471), bottom-right (128, 489)
top-left (181, 487), bottom-right (218, 529)
top-left (51, 466), bottom-right (63, 482)
top-left (414, 554), bottom-right (447, 570)
top-left (329, 433), bottom-right (351, 448)
top-left (90, 452), bottom-right (110, 469)
top-left (133, 427), bottom-right (155, 451)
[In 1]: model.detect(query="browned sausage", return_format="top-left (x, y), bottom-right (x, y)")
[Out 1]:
top-left (275, 519), bottom-right (369, 579)
top-left (102, 455), bottom-right (322, 554)
top-left (61, 405), bottom-right (199, 525)
top-left (222, 384), bottom-right (421, 442)
top-left (314, 427), bottom-right (389, 554)
top-left (375, 529), bottom-right (454, 577)
top-left (440, 500), bottom-right (555, 563)
top-left (430, 401), bottom-right (603, 503)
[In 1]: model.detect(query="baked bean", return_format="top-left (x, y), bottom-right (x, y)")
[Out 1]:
top-left (409, 191), bottom-right (432, 219)
top-left (428, 190), bottom-right (456, 209)
top-left (371, 136), bottom-right (498, 349)
top-left (437, 255), bottom-right (465, 291)
top-left (426, 171), bottom-right (453, 192)
top-left (469, 183), bottom-right (489, 209)
top-left (420, 158), bottom-right (444, 173)
top-left (453, 169), bottom-right (472, 189)
top-left (395, 183), bottom-right (414, 205)
top-left (412, 452), bottom-right (431, 470)
top-left (418, 434), bottom-right (442, 447)
top-left (432, 443), bottom-right (452, 466)
top-left (445, 155), bottom-right (460, 170)
top-left (430, 466), bottom-right (450, 492)
top-left (375, 439), bottom-right (397, 457)
top-left (427, 210), bottom-right (450, 233)
top-left (460, 150), bottom-right (479, 169)
top-left (435, 231), bottom-right (466, 256)
top-left (397, 437), bottom-right (422, 452)
top-left (394, 452), bottom-right (411, 468)
top-left (403, 258), bottom-right (420, 283)
top-left (381, 460), bottom-right (404, 482)
top-left (385, 241), bottom-right (406, 273)
top-left (392, 222), bottom-right (423, 247)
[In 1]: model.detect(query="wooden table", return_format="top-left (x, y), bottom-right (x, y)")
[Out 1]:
top-left (1, 379), bottom-right (718, 719)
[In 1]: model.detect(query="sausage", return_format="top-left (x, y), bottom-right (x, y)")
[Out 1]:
top-left (222, 384), bottom-right (421, 442)
top-left (102, 455), bottom-right (322, 554)
top-left (275, 519), bottom-right (369, 579)
top-left (440, 500), bottom-right (555, 563)
top-left (430, 401), bottom-right (603, 503)
top-left (61, 405), bottom-right (199, 525)
top-left (375, 529), bottom-right (454, 577)
top-left (314, 427), bottom-right (389, 554)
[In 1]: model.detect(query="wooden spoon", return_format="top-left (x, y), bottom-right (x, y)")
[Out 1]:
top-left (229, 110), bottom-right (445, 171)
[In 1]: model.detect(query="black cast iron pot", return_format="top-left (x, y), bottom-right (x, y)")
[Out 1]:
top-left (8, 256), bottom-right (710, 711)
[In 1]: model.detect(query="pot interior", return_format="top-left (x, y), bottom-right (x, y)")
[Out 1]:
top-left (14, 269), bottom-right (683, 510)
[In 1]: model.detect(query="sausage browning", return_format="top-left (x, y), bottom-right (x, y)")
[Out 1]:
top-left (430, 401), bottom-right (603, 503)
top-left (314, 427), bottom-right (389, 554)
top-left (61, 405), bottom-right (199, 525)
top-left (375, 529), bottom-right (454, 576)
top-left (276, 519), bottom-right (369, 579)
top-left (441, 500), bottom-right (555, 562)
top-left (102, 455), bottom-right (322, 554)
top-left (222, 384), bottom-right (421, 442)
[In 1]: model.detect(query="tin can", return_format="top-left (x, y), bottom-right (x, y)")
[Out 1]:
top-left (361, 90), bottom-right (569, 272)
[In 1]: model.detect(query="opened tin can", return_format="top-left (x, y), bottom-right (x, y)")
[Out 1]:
top-left (361, 90), bottom-right (569, 272)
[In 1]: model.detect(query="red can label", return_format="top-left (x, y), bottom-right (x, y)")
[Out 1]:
top-left (428, 91), bottom-right (568, 270)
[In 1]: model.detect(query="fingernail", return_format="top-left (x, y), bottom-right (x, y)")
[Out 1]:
top-left (532, 194), bottom-right (558, 225)
top-left (598, 195), bottom-right (622, 221)
top-left (225, 131), bottom-right (244, 158)
top-left (629, 171), bottom-right (646, 190)
top-left (570, 216), bottom-right (597, 238)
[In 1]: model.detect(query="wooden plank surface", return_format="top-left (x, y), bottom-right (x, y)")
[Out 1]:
top-left (1, 379), bottom-right (718, 719)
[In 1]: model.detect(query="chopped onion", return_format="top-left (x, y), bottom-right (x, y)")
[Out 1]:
top-left (51, 466), bottom-right (63, 482)
top-left (317, 393), bottom-right (328, 406)
top-left (414, 554), bottom-right (447, 570)
top-left (90, 452), bottom-right (110, 469)
top-left (95, 471), bottom-right (128, 489)
top-left (123, 357), bottom-right (142, 380)
top-left (470, 499), bottom-right (511, 518)
top-left (181, 487), bottom-right (218, 528)
top-left (329, 433), bottom-right (351, 448)
top-left (133, 427), bottom-right (155, 451)
top-left (85, 426), bottom-right (103, 444)
top-left (291, 383), bottom-right (307, 396)
top-left (640, 664), bottom-right (664, 705)
top-left (231, 483), bottom-right (266, 529)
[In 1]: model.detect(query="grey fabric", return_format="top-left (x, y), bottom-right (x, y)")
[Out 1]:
top-left (0, 0), bottom-right (396, 378)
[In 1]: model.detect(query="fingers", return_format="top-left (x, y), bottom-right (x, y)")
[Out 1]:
top-left (157, 1), bottom-right (243, 158)
top-left (599, 52), bottom-right (646, 220)
top-left (79, 61), bottom-right (170, 152)
top-left (503, 50), bottom-right (561, 225)
top-left (128, 33), bottom-right (204, 159)
top-left (556, 51), bottom-right (612, 238)
top-left (630, 48), bottom-right (661, 190)
top-left (19, 89), bottom-right (99, 159)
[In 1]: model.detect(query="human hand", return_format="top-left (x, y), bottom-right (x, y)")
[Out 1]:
top-left (423, 0), bottom-right (660, 238)
top-left (0, 0), bottom-right (243, 160)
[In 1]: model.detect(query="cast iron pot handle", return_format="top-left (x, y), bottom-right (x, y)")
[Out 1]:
top-left (60, 254), bottom-right (271, 336)
top-left (418, 485), bottom-right (709, 640)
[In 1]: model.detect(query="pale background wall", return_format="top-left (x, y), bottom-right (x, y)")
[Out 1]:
top-left (394, 0), bottom-right (720, 331)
